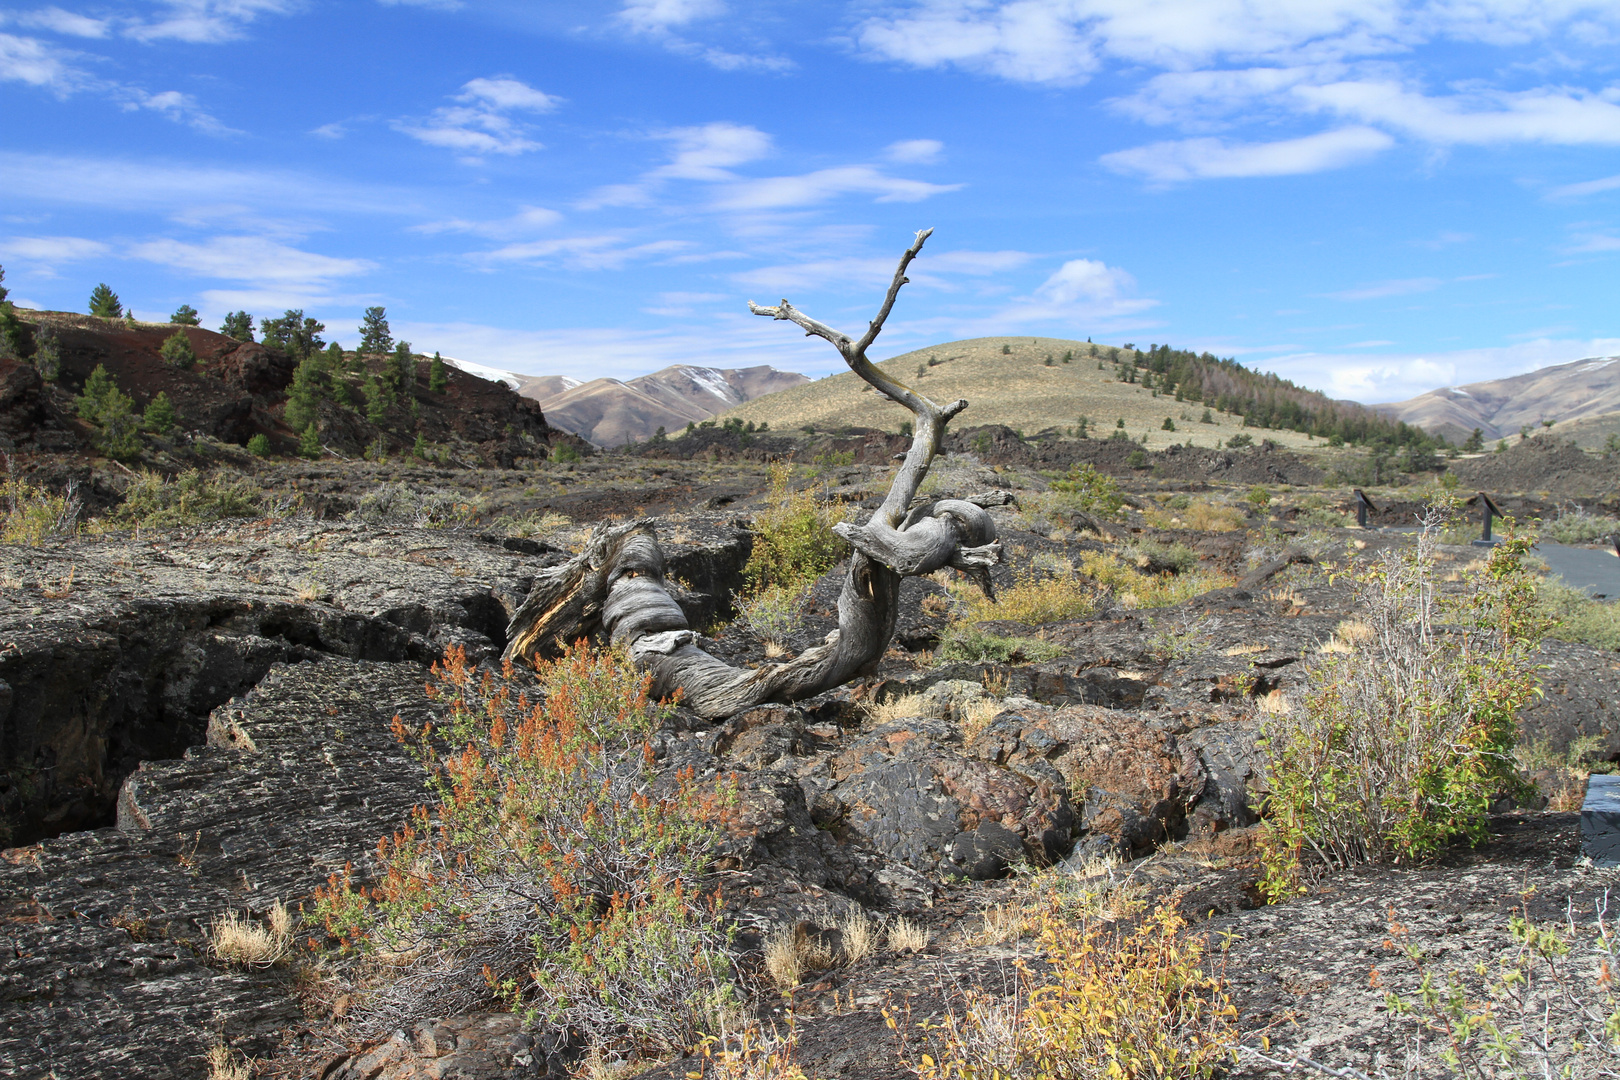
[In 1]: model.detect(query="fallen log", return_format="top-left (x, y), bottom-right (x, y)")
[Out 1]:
top-left (503, 228), bottom-right (1002, 717)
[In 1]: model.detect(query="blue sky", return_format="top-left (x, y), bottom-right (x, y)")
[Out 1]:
top-left (3, 0), bottom-right (1619, 403)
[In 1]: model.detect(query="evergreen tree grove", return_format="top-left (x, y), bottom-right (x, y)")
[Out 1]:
top-left (220, 310), bottom-right (255, 342)
top-left (143, 391), bottom-right (177, 435)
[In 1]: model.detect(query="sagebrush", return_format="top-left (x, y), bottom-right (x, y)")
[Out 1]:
top-left (313, 643), bottom-right (735, 1052)
top-left (1258, 515), bottom-right (1545, 899)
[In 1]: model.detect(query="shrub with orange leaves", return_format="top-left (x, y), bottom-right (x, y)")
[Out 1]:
top-left (314, 640), bottom-right (736, 1053)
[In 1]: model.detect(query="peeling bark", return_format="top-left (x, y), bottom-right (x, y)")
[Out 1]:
top-left (503, 229), bottom-right (1003, 718)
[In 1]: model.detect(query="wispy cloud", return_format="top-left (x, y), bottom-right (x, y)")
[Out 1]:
top-left (411, 205), bottom-right (564, 239)
top-left (1101, 126), bottom-right (1393, 182)
top-left (394, 76), bottom-right (560, 159)
top-left (127, 0), bottom-right (299, 45)
top-left (14, 7), bottom-right (110, 38)
top-left (1565, 231), bottom-right (1620, 253)
top-left (0, 233), bottom-right (111, 276)
top-left (127, 235), bottom-right (374, 287)
top-left (885, 138), bottom-right (945, 164)
top-left (0, 31), bottom-right (88, 93)
top-left (613, 0), bottom-right (790, 72)
top-left (1549, 172), bottom-right (1620, 199)
top-left (1319, 276), bottom-right (1444, 301)
top-left (1269, 337), bottom-right (1620, 403)
top-left (712, 165), bottom-right (961, 210)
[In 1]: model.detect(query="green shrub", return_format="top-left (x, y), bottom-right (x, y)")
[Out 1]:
top-left (246, 433), bottom-right (271, 457)
top-left (1048, 462), bottom-right (1124, 517)
top-left (313, 643), bottom-right (734, 1050)
top-left (142, 391), bottom-right (177, 435)
top-left (2, 472), bottom-right (81, 544)
top-left (31, 328), bottom-right (60, 381)
top-left (159, 330), bottom-right (195, 369)
top-left (1258, 520), bottom-right (1546, 900)
top-left (939, 627), bottom-right (1064, 664)
top-left (1539, 577), bottom-right (1620, 650)
top-left (1226, 433), bottom-right (1254, 449)
top-left (553, 442), bottom-right (581, 463)
top-left (76, 364), bottom-right (143, 460)
top-left (742, 462), bottom-right (847, 592)
top-left (351, 482), bottom-right (480, 527)
top-left (1245, 484), bottom-right (1270, 510)
top-left (737, 580), bottom-right (814, 647)
top-left (1540, 507), bottom-right (1618, 545)
top-left (1123, 538), bottom-right (1199, 574)
top-left (109, 469), bottom-right (261, 528)
top-left (299, 423), bottom-right (322, 460)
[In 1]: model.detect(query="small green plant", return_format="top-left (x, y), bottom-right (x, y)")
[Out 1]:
top-left (76, 364), bottom-right (143, 459)
top-left (1541, 506), bottom-right (1618, 545)
top-left (1538, 577), bottom-right (1620, 650)
top-left (1200, 409), bottom-right (1213, 423)
top-left (108, 469), bottom-right (261, 528)
top-left (1225, 433), bottom-right (1254, 449)
top-left (159, 329), bottom-right (196, 368)
top-left (246, 433), bottom-right (271, 457)
top-left (742, 462), bottom-right (847, 593)
top-left (143, 391), bottom-right (177, 435)
top-left (1126, 450), bottom-right (1147, 469)
top-left (1257, 515), bottom-right (1546, 901)
top-left (1048, 462), bottom-right (1124, 516)
top-left (313, 643), bottom-right (734, 1051)
top-left (939, 627), bottom-right (1065, 664)
top-left (1245, 485), bottom-right (1271, 511)
top-left (553, 442), bottom-right (581, 463)
top-left (1, 468), bottom-right (81, 544)
top-left (299, 423), bottom-right (322, 460)
top-left (737, 581), bottom-right (814, 649)
top-left (1161, 417), bottom-right (1175, 431)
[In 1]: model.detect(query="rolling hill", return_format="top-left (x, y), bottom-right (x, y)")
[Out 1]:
top-left (722, 337), bottom-right (1319, 452)
top-left (522, 364), bottom-right (807, 446)
top-left (1376, 354), bottom-right (1620, 446)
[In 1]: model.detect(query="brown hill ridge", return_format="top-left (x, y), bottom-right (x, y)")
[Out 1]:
top-left (520, 364), bottom-right (807, 446)
top-left (1377, 354), bottom-right (1620, 444)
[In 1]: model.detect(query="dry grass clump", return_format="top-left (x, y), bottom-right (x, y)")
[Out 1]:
top-left (839, 908), bottom-right (878, 964)
top-left (763, 924), bottom-right (835, 990)
top-left (888, 916), bottom-right (930, 953)
top-left (864, 692), bottom-right (937, 724)
top-left (206, 1044), bottom-right (252, 1080)
top-left (959, 697), bottom-right (1004, 742)
top-left (1, 468), bottom-right (82, 545)
top-left (208, 900), bottom-right (295, 968)
top-left (1144, 498), bottom-right (1244, 532)
top-left (1318, 618), bottom-right (1373, 654)
top-left (953, 563), bottom-right (1098, 625)
top-left (1078, 551), bottom-right (1234, 609)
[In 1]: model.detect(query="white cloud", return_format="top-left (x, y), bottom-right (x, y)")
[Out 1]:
top-left (394, 76), bottom-right (559, 159)
top-left (1549, 172), bottom-right (1620, 199)
top-left (966, 257), bottom-right (1159, 330)
top-left (15, 7), bottom-right (109, 38)
top-left (1320, 276), bottom-right (1443, 300)
top-left (0, 234), bottom-right (110, 275)
top-left (886, 138), bottom-right (945, 163)
top-left (712, 165), bottom-right (962, 210)
top-left (654, 122), bottom-right (773, 180)
top-left (1566, 231), bottom-right (1620, 253)
top-left (377, 0), bottom-right (463, 8)
top-left (613, 0), bottom-right (790, 72)
top-left (1298, 79), bottom-right (1620, 145)
top-left (128, 0), bottom-right (298, 44)
top-left (1269, 336), bottom-right (1620, 403)
top-left (0, 31), bottom-right (85, 92)
top-left (122, 87), bottom-right (235, 134)
top-left (0, 152), bottom-right (417, 217)
top-left (642, 289), bottom-right (729, 316)
top-left (128, 235), bottom-right (374, 286)
top-left (859, 1), bottom-right (1098, 84)
top-left (617, 0), bottom-right (726, 34)
top-left (477, 234), bottom-right (691, 270)
top-left (1101, 126), bottom-right (1393, 182)
top-left (412, 205), bottom-right (564, 239)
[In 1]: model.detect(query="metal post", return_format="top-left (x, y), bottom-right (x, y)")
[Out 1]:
top-left (1473, 492), bottom-right (1503, 547)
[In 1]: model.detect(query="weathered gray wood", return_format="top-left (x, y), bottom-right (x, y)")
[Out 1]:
top-left (503, 229), bottom-right (1002, 718)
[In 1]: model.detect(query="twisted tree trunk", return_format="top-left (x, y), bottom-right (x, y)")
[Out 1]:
top-left (503, 229), bottom-right (1002, 718)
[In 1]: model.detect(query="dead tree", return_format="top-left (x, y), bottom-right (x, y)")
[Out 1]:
top-left (503, 228), bottom-right (1002, 718)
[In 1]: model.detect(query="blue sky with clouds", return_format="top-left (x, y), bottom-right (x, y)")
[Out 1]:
top-left (3, 0), bottom-right (1619, 403)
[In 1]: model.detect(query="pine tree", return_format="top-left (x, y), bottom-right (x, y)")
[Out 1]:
top-left (1463, 427), bottom-right (1484, 453)
top-left (0, 265), bottom-right (23, 360)
top-left (169, 304), bottom-right (200, 326)
top-left (284, 354), bottom-right (325, 431)
top-left (299, 422), bottom-right (322, 459)
top-left (429, 351), bottom-right (447, 393)
top-left (325, 341), bottom-right (345, 367)
top-left (1162, 417), bottom-right (1176, 431)
top-left (412, 433), bottom-right (429, 459)
top-left (220, 311), bottom-right (255, 342)
top-left (32, 329), bottom-right (60, 380)
top-left (160, 331), bottom-right (196, 369)
top-left (358, 306), bottom-right (392, 355)
top-left (391, 341), bottom-right (414, 391)
top-left (89, 283), bottom-right (122, 318)
top-left (364, 375), bottom-right (391, 424)
top-left (247, 433), bottom-right (272, 457)
top-left (260, 310), bottom-right (325, 359)
top-left (143, 391), bottom-right (177, 435)
top-left (77, 365), bottom-right (141, 458)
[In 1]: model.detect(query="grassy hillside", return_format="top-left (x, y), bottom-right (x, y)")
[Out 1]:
top-left (722, 337), bottom-right (1304, 451)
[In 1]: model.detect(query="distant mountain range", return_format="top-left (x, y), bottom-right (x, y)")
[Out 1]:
top-left (438, 360), bottom-right (806, 445)
top-left (1376, 355), bottom-right (1620, 445)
